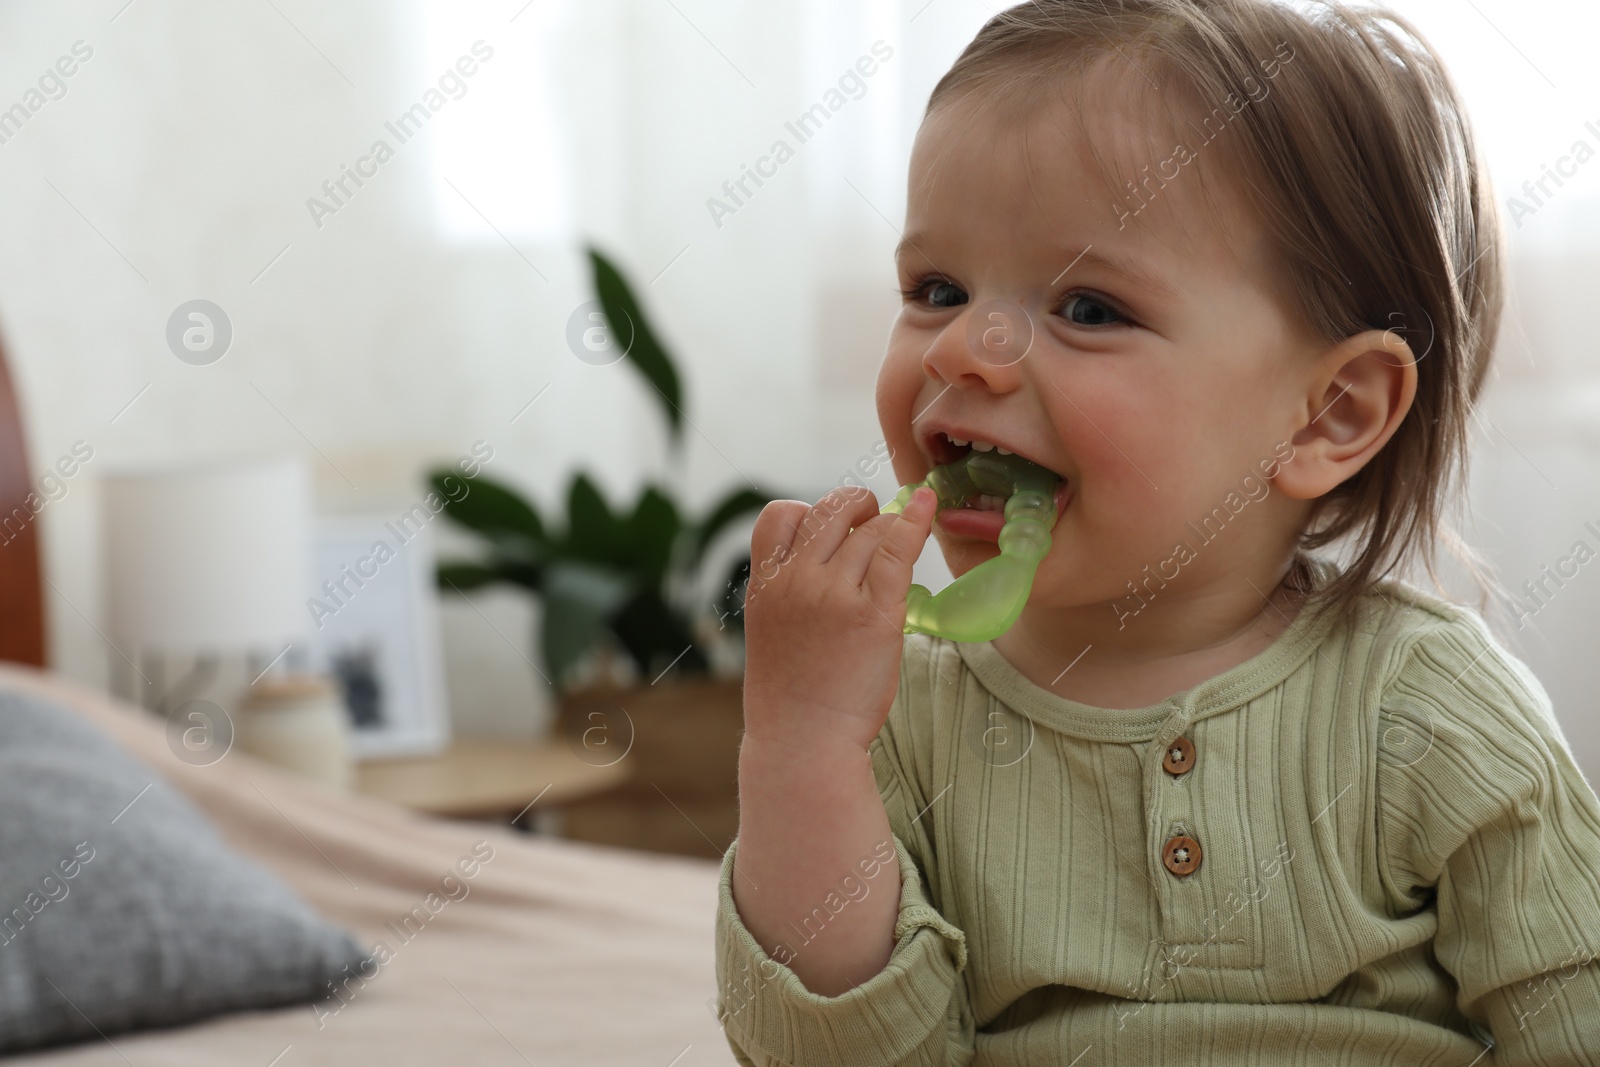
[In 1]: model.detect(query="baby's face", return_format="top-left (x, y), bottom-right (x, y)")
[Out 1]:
top-left (876, 73), bottom-right (1321, 613)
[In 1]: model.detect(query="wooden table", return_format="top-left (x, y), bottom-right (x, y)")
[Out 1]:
top-left (355, 739), bottom-right (630, 822)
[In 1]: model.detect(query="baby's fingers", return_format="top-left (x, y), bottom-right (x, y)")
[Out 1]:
top-left (792, 485), bottom-right (881, 563)
top-left (746, 500), bottom-right (812, 601)
top-left (861, 487), bottom-right (936, 609)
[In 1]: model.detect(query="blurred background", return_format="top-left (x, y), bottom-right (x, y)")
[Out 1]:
top-left (2, 0), bottom-right (1599, 796)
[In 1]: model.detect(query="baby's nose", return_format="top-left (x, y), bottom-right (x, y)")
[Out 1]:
top-left (923, 298), bottom-right (1034, 389)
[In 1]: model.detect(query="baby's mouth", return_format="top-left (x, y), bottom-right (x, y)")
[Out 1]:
top-left (928, 431), bottom-right (1062, 499)
top-left (916, 433), bottom-right (1072, 541)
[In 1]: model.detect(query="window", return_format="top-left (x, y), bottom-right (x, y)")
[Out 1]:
top-left (422, 0), bottom-right (573, 244)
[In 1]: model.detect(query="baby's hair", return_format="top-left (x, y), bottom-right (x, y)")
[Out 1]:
top-left (926, 0), bottom-right (1505, 630)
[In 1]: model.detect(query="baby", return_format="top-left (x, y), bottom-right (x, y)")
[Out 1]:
top-left (715, 1), bottom-right (1600, 1063)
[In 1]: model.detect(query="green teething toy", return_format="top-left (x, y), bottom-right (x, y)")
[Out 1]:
top-left (880, 449), bottom-right (1061, 642)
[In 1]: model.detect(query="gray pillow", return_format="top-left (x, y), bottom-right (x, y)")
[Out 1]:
top-left (0, 688), bottom-right (368, 1053)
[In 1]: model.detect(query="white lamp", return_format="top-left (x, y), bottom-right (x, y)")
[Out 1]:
top-left (102, 456), bottom-right (312, 700)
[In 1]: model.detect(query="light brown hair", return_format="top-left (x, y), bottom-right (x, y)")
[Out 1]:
top-left (926, 0), bottom-right (1504, 630)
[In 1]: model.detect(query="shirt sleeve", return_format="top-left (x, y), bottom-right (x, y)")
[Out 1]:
top-left (713, 636), bottom-right (974, 1067)
top-left (1375, 616), bottom-right (1600, 1063)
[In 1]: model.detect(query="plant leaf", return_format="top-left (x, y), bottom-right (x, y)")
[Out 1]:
top-left (686, 486), bottom-right (775, 570)
top-left (588, 246), bottom-right (683, 439)
top-left (621, 485), bottom-right (681, 581)
top-left (564, 472), bottom-right (624, 565)
top-left (608, 588), bottom-right (708, 680)
top-left (715, 555), bottom-right (752, 633)
top-left (435, 561), bottom-right (503, 592)
top-left (430, 470), bottom-right (547, 545)
top-left (436, 559), bottom-right (542, 594)
top-left (539, 560), bottom-right (635, 686)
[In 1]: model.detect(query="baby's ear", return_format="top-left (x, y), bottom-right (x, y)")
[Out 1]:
top-left (1274, 328), bottom-right (1418, 501)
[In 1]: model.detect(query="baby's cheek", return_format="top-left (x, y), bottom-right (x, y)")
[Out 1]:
top-left (1048, 466), bottom-right (1205, 585)
top-left (1077, 412), bottom-right (1208, 513)
top-left (873, 353), bottom-right (926, 478)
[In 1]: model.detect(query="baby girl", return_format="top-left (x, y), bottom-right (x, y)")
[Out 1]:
top-left (716, 1), bottom-right (1600, 1063)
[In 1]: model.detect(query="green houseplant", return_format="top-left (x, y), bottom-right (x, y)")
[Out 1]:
top-left (429, 246), bottom-right (771, 691)
top-left (429, 246), bottom-right (774, 858)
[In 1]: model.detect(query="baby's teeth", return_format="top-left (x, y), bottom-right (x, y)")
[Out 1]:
top-left (996, 447), bottom-right (1012, 455)
top-left (971, 440), bottom-right (994, 452)
top-left (950, 437), bottom-right (968, 446)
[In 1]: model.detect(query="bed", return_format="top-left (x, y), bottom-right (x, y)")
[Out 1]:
top-left (0, 334), bottom-right (738, 1065)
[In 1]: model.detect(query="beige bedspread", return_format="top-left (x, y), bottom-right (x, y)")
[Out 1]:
top-left (0, 665), bottom-right (738, 1066)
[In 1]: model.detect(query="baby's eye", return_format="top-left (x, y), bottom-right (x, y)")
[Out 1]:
top-left (1059, 293), bottom-right (1126, 327)
top-left (902, 277), bottom-right (969, 309)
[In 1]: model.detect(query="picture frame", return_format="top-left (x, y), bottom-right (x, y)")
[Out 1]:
top-left (302, 513), bottom-right (452, 760)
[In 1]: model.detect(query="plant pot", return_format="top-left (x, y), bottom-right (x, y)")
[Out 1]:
top-left (552, 675), bottom-right (744, 860)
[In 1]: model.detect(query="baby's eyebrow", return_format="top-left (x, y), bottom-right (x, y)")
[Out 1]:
top-left (893, 233), bottom-right (941, 269)
top-left (1049, 246), bottom-right (1178, 300)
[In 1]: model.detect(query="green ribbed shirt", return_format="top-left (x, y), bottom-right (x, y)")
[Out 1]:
top-left (714, 558), bottom-right (1600, 1065)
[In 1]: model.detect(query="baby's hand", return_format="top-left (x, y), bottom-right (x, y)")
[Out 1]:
top-left (741, 484), bottom-right (937, 754)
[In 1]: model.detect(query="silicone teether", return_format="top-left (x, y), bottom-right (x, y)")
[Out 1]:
top-left (880, 450), bottom-right (1061, 642)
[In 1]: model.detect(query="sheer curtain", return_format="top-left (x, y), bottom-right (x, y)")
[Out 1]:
top-left (1377, 0), bottom-right (1600, 778)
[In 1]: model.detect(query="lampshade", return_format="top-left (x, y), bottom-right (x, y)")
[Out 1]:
top-left (102, 456), bottom-right (311, 653)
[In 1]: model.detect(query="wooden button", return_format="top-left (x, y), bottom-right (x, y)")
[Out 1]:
top-left (1163, 835), bottom-right (1202, 876)
top-left (1162, 736), bottom-right (1195, 776)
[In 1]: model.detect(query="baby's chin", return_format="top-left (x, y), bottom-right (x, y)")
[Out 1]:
top-left (932, 527), bottom-right (1063, 580)
top-left (930, 529), bottom-right (1087, 607)
top-left (928, 526), bottom-right (997, 575)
